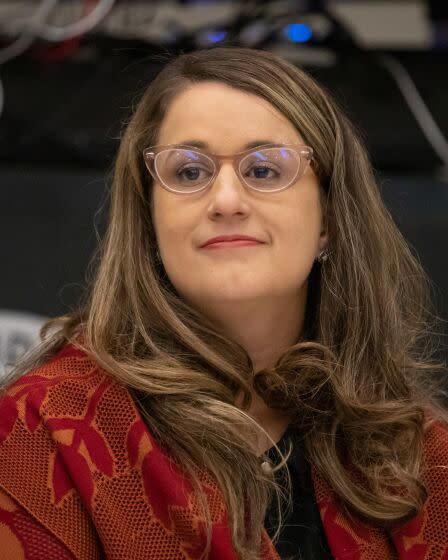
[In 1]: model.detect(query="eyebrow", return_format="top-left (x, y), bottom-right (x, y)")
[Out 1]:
top-left (177, 139), bottom-right (283, 150)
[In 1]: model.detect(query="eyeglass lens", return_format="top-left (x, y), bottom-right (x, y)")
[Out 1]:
top-left (153, 147), bottom-right (302, 193)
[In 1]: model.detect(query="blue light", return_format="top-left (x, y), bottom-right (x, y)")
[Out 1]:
top-left (206, 30), bottom-right (227, 43)
top-left (283, 23), bottom-right (312, 43)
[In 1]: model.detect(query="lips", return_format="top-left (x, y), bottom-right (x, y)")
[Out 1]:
top-left (201, 234), bottom-right (263, 248)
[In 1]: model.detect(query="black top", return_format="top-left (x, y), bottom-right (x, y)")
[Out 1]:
top-left (263, 426), bottom-right (334, 560)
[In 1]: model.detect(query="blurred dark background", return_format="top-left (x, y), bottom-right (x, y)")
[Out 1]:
top-left (1, 0), bottom-right (447, 369)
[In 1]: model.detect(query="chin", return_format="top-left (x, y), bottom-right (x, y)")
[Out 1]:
top-left (194, 286), bottom-right (269, 304)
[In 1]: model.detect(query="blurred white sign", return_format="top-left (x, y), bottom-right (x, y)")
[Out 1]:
top-left (0, 310), bottom-right (48, 379)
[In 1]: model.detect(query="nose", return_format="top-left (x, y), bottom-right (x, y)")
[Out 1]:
top-left (206, 161), bottom-right (250, 218)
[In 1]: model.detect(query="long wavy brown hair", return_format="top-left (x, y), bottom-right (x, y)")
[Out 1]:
top-left (4, 46), bottom-right (448, 560)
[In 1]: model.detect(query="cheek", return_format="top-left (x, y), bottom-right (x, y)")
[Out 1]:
top-left (276, 198), bottom-right (323, 272)
top-left (282, 189), bottom-right (322, 237)
top-left (152, 190), bottom-right (183, 245)
top-left (151, 191), bottom-right (197, 275)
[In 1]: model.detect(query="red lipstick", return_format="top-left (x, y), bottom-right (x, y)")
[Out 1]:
top-left (201, 234), bottom-right (264, 248)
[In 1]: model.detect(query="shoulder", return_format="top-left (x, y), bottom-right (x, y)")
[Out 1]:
top-left (0, 344), bottom-right (117, 431)
top-left (422, 414), bottom-right (448, 463)
top-left (0, 342), bottom-right (135, 454)
top-left (3, 342), bottom-right (106, 394)
top-left (390, 414), bottom-right (448, 558)
top-left (420, 414), bottom-right (448, 495)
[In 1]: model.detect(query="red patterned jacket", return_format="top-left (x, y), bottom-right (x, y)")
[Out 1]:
top-left (0, 344), bottom-right (447, 559)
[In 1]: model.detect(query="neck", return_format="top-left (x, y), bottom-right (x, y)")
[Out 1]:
top-left (206, 291), bottom-right (307, 373)
top-left (198, 290), bottom-right (307, 455)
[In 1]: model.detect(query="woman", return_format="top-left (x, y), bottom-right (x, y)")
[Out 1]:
top-left (1, 46), bottom-right (448, 560)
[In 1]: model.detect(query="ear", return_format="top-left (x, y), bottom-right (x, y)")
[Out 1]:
top-left (319, 230), bottom-right (329, 252)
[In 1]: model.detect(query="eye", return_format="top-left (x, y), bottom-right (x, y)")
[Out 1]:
top-left (177, 165), bottom-right (211, 182)
top-left (245, 164), bottom-right (280, 180)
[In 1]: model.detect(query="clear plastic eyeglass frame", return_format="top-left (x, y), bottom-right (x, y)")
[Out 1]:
top-left (142, 143), bottom-right (314, 194)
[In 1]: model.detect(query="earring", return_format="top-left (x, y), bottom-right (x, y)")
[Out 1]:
top-left (317, 249), bottom-right (329, 263)
top-left (260, 457), bottom-right (273, 475)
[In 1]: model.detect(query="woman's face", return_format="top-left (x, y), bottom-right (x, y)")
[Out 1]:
top-left (151, 81), bottom-right (327, 315)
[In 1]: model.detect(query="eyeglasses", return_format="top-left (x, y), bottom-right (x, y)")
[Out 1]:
top-left (142, 143), bottom-right (314, 194)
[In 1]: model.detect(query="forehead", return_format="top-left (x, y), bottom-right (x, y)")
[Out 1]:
top-left (157, 81), bottom-right (304, 149)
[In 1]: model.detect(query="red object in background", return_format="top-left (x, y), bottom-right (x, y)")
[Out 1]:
top-left (30, 0), bottom-right (98, 63)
